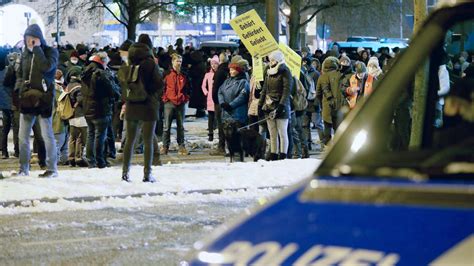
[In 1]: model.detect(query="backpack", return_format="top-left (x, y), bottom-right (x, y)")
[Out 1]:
top-left (57, 85), bottom-right (79, 120)
top-left (123, 64), bottom-right (148, 102)
top-left (291, 77), bottom-right (308, 111)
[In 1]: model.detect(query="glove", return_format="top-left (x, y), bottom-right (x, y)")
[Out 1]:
top-left (276, 104), bottom-right (286, 116)
top-left (221, 102), bottom-right (232, 112)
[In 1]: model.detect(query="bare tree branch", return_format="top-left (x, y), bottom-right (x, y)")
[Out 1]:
top-left (299, 4), bottom-right (333, 27)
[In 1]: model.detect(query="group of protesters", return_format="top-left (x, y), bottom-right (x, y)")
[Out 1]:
top-left (3, 23), bottom-right (471, 182)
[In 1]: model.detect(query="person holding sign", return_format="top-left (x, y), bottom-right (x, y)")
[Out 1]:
top-left (258, 50), bottom-right (293, 161)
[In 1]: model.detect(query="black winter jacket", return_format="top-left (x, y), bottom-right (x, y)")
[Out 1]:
top-left (18, 24), bottom-right (58, 117)
top-left (121, 43), bottom-right (163, 121)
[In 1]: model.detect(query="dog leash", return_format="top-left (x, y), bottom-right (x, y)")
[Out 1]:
top-left (237, 110), bottom-right (295, 131)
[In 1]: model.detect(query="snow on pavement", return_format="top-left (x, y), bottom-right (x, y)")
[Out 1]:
top-left (0, 188), bottom-right (280, 215)
top-left (0, 159), bottom-right (320, 214)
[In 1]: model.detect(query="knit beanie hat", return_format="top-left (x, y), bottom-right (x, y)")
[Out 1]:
top-left (91, 51), bottom-right (109, 65)
top-left (229, 58), bottom-right (249, 73)
top-left (210, 55), bottom-right (219, 65)
top-left (339, 55), bottom-right (351, 66)
top-left (55, 69), bottom-right (64, 84)
top-left (268, 50), bottom-right (285, 63)
top-left (357, 47), bottom-right (365, 55)
top-left (70, 51), bottom-right (79, 59)
top-left (66, 66), bottom-right (82, 83)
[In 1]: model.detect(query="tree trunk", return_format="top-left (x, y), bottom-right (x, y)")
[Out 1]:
top-left (127, 19), bottom-right (137, 41)
top-left (265, 0), bottom-right (280, 41)
top-left (409, 0), bottom-right (427, 149)
top-left (288, 0), bottom-right (301, 49)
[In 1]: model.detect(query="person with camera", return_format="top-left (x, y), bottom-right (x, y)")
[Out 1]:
top-left (15, 24), bottom-right (59, 177)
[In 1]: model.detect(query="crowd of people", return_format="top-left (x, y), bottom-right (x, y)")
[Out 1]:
top-left (1, 23), bottom-right (473, 182)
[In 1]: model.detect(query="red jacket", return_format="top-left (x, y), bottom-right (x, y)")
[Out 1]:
top-left (162, 69), bottom-right (189, 105)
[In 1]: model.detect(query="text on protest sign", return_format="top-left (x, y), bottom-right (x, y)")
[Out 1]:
top-left (230, 9), bottom-right (279, 57)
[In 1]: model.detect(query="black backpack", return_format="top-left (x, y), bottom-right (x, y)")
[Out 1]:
top-left (123, 63), bottom-right (148, 102)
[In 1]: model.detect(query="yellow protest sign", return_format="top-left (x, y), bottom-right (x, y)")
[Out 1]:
top-left (279, 43), bottom-right (302, 79)
top-left (230, 9), bottom-right (279, 57)
top-left (252, 56), bottom-right (264, 82)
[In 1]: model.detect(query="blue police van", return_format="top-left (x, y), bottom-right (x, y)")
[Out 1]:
top-left (187, 1), bottom-right (474, 265)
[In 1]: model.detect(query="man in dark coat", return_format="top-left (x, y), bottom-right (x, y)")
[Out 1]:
top-left (16, 24), bottom-right (59, 177)
top-left (81, 51), bottom-right (115, 169)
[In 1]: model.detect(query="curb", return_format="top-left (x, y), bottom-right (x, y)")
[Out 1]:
top-left (0, 186), bottom-right (285, 208)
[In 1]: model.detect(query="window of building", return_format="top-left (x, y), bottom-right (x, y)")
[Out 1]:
top-left (48, 15), bottom-right (54, 25)
top-left (68, 16), bottom-right (78, 29)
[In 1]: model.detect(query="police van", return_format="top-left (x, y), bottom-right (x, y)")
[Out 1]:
top-left (187, 1), bottom-right (474, 265)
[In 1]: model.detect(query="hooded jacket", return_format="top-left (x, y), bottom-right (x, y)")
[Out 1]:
top-left (123, 42), bottom-right (163, 121)
top-left (218, 72), bottom-right (249, 124)
top-left (18, 24), bottom-right (59, 117)
top-left (81, 61), bottom-right (116, 119)
top-left (316, 56), bottom-right (345, 124)
top-left (259, 63), bottom-right (293, 119)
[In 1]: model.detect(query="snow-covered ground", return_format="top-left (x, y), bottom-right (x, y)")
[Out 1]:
top-left (0, 159), bottom-right (320, 215)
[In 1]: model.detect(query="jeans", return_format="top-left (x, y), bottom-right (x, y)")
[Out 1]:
top-left (291, 113), bottom-right (305, 158)
top-left (122, 120), bottom-right (156, 176)
top-left (162, 102), bottom-right (185, 148)
top-left (32, 120), bottom-right (46, 166)
top-left (19, 113), bottom-right (57, 174)
top-left (55, 131), bottom-right (69, 164)
top-left (105, 120), bottom-right (116, 157)
top-left (68, 126), bottom-right (87, 161)
top-left (1, 109), bottom-right (19, 156)
top-left (86, 116), bottom-right (110, 168)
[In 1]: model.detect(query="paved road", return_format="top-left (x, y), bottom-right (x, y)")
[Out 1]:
top-left (0, 197), bottom-right (258, 265)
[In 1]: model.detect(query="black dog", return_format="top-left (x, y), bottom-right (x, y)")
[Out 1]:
top-left (240, 128), bottom-right (266, 162)
top-left (222, 120), bottom-right (244, 163)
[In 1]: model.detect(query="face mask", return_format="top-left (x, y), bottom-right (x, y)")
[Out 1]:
top-left (71, 58), bottom-right (79, 65)
top-left (357, 73), bottom-right (365, 79)
top-left (27, 47), bottom-right (33, 52)
top-left (121, 56), bottom-right (128, 63)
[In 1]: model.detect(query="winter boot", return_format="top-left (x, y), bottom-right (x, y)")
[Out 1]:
top-left (143, 169), bottom-right (156, 183)
top-left (178, 145), bottom-right (190, 156)
top-left (38, 170), bottom-right (58, 178)
top-left (269, 153), bottom-right (279, 161)
top-left (122, 172), bottom-right (131, 182)
top-left (302, 146), bottom-right (309, 158)
top-left (160, 146), bottom-right (169, 155)
top-left (279, 153), bottom-right (287, 160)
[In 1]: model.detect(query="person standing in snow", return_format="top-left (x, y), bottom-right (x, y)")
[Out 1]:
top-left (202, 55), bottom-right (220, 141)
top-left (258, 50), bottom-right (293, 161)
top-left (15, 24), bottom-right (59, 178)
top-left (160, 54), bottom-right (191, 156)
top-left (121, 35), bottom-right (163, 183)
